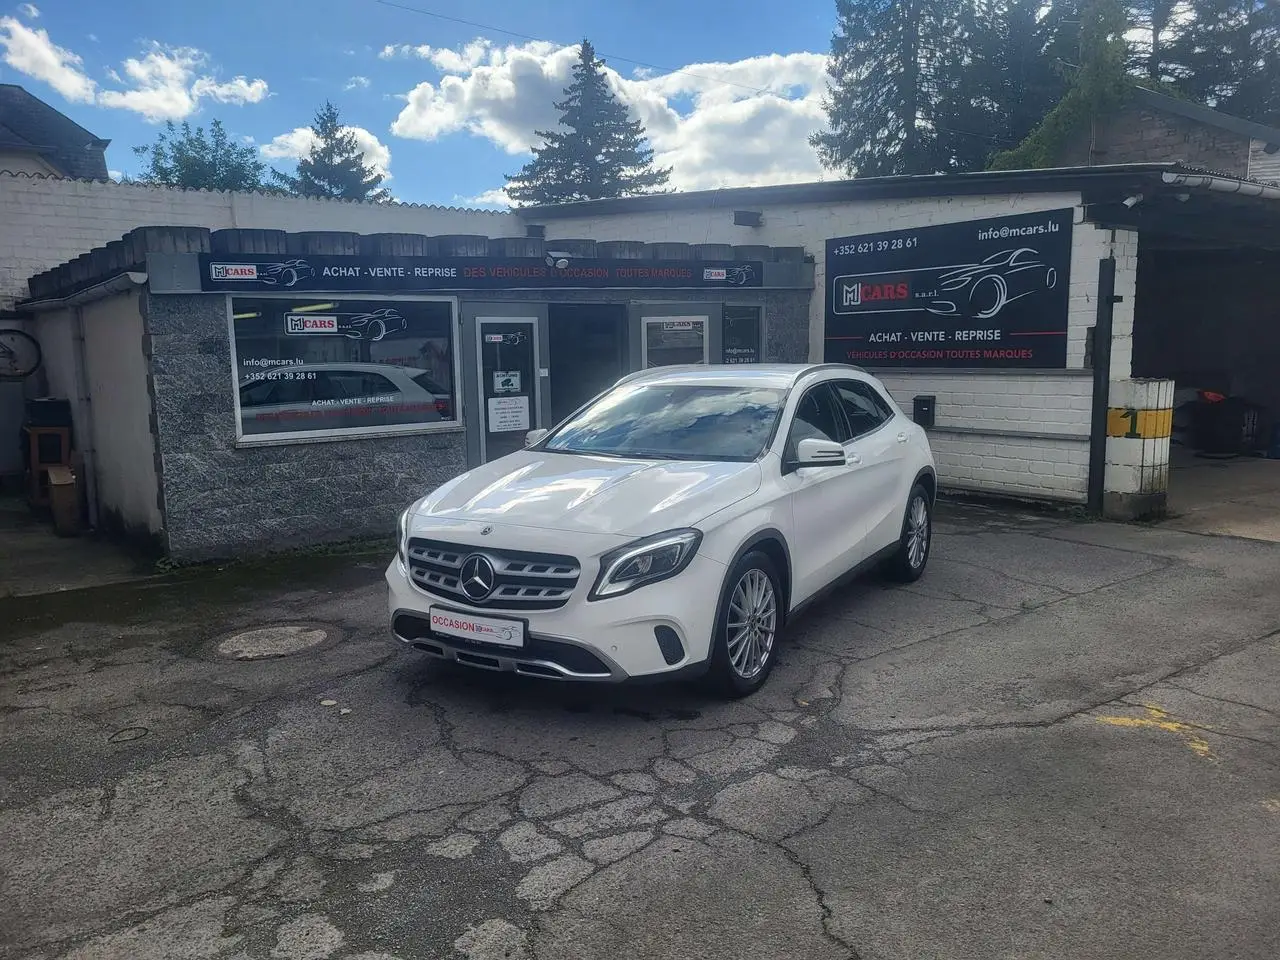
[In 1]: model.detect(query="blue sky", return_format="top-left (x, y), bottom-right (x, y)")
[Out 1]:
top-left (0, 0), bottom-right (838, 206)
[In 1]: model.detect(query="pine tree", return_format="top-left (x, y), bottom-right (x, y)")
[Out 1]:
top-left (505, 40), bottom-right (670, 205)
top-left (273, 102), bottom-right (389, 202)
top-left (811, 0), bottom-right (974, 177)
top-left (133, 120), bottom-right (267, 191)
top-left (1164, 1), bottom-right (1280, 124)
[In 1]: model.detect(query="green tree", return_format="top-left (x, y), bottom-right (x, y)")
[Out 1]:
top-left (989, 0), bottom-right (1131, 169)
top-left (811, 0), bottom-right (972, 177)
top-left (505, 40), bottom-right (670, 205)
top-left (132, 119), bottom-right (267, 191)
top-left (272, 101), bottom-right (389, 202)
top-left (1164, 1), bottom-right (1280, 123)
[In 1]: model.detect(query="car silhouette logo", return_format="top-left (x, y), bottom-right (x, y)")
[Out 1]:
top-left (459, 554), bottom-right (496, 602)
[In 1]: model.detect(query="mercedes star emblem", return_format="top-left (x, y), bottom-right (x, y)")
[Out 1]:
top-left (459, 554), bottom-right (496, 602)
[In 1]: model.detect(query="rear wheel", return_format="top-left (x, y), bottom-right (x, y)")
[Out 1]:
top-left (883, 484), bottom-right (932, 583)
top-left (704, 551), bottom-right (783, 698)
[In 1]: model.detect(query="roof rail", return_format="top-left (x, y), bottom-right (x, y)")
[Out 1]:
top-left (798, 362), bottom-right (867, 378)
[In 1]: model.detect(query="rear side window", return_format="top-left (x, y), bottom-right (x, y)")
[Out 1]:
top-left (833, 380), bottom-right (893, 438)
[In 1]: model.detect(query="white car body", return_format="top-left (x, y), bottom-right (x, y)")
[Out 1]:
top-left (386, 363), bottom-right (936, 691)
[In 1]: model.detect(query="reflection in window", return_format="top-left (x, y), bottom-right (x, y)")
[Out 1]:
top-left (231, 298), bottom-right (456, 439)
top-left (545, 385), bottom-right (785, 462)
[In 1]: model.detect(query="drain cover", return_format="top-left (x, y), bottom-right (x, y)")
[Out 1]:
top-left (216, 623), bottom-right (335, 660)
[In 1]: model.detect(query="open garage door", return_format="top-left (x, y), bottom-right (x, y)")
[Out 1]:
top-left (1133, 245), bottom-right (1280, 540)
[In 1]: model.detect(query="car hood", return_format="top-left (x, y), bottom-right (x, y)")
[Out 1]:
top-left (414, 450), bottom-right (762, 537)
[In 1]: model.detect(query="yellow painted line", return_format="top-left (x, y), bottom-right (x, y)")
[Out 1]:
top-left (1094, 704), bottom-right (1214, 760)
top-left (1107, 407), bottom-right (1173, 439)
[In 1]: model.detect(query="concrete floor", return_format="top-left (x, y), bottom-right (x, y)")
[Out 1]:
top-left (1, 504), bottom-right (1278, 960)
top-left (0, 497), bottom-right (154, 599)
top-left (1165, 446), bottom-right (1280, 543)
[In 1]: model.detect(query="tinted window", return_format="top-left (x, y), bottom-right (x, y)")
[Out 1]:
top-left (544, 384), bottom-right (786, 461)
top-left (788, 384), bottom-right (847, 447)
top-left (833, 381), bottom-right (893, 437)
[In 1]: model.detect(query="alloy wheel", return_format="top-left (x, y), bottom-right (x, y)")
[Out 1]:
top-left (726, 568), bottom-right (777, 679)
top-left (907, 495), bottom-right (930, 570)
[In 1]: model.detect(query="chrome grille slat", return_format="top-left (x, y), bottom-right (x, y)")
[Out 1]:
top-left (407, 537), bottom-right (581, 611)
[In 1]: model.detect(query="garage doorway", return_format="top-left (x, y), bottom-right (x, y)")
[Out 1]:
top-left (1133, 247), bottom-right (1280, 541)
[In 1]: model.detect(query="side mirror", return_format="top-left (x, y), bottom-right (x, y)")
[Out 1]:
top-left (793, 437), bottom-right (846, 469)
top-left (525, 428), bottom-right (549, 448)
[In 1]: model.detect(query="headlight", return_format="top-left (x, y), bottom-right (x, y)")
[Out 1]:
top-left (396, 508), bottom-right (410, 564)
top-left (589, 529), bottom-right (702, 600)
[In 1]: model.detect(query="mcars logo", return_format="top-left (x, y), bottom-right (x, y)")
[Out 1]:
top-left (285, 314), bottom-right (339, 334)
top-left (833, 276), bottom-right (913, 313)
top-left (210, 263), bottom-right (259, 280)
top-left (702, 268), bottom-right (728, 281)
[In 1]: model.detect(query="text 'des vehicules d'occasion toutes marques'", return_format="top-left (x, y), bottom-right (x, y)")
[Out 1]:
top-left (387, 363), bottom-right (936, 696)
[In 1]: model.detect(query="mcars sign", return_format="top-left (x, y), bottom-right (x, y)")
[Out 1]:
top-left (824, 209), bottom-right (1074, 369)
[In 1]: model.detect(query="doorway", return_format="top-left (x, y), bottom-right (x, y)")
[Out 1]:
top-left (547, 304), bottom-right (628, 425)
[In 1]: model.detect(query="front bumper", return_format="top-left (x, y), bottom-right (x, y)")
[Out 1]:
top-left (385, 551), bottom-right (727, 681)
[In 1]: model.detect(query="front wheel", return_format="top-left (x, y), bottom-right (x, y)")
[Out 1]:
top-left (883, 484), bottom-right (933, 583)
top-left (704, 551), bottom-right (783, 698)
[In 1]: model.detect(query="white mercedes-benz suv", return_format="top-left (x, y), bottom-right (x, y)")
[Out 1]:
top-left (387, 364), bottom-right (936, 696)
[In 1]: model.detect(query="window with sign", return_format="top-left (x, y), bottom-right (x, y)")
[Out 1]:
top-left (643, 317), bottom-right (708, 368)
top-left (722, 306), bottom-right (762, 364)
top-left (230, 297), bottom-right (458, 442)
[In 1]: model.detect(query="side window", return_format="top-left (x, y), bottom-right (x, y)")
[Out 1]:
top-left (330, 371), bottom-right (400, 399)
top-left (788, 384), bottom-right (848, 449)
top-left (833, 380), bottom-right (893, 438)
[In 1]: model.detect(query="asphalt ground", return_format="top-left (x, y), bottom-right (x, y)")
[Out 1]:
top-left (2, 502), bottom-right (1277, 960)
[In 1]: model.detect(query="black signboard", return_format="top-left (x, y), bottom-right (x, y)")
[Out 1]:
top-left (824, 209), bottom-right (1074, 369)
top-left (200, 254), bottom-right (764, 293)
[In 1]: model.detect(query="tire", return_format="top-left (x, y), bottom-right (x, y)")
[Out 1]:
top-left (704, 551), bottom-right (784, 698)
top-left (883, 484), bottom-right (933, 583)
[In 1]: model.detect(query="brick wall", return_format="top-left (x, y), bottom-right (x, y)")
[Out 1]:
top-left (0, 174), bottom-right (518, 308)
top-left (535, 192), bottom-right (1137, 504)
top-left (1058, 103), bottom-right (1251, 177)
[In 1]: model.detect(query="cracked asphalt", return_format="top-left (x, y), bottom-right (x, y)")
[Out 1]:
top-left (2, 503), bottom-right (1278, 960)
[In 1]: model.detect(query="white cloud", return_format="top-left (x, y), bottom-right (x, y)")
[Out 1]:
top-left (0, 16), bottom-right (96, 102)
top-left (192, 74), bottom-right (269, 105)
top-left (0, 21), bottom-right (269, 121)
top-left (108, 168), bottom-right (122, 180)
top-left (344, 75), bottom-right (371, 90)
top-left (388, 39), bottom-right (830, 192)
top-left (262, 124), bottom-right (392, 180)
top-left (458, 187), bottom-right (512, 209)
top-left (18, 3), bottom-right (38, 18)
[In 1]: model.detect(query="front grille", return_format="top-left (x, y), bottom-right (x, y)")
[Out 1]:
top-left (406, 538), bottom-right (581, 610)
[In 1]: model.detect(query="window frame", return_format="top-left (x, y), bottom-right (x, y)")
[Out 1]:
top-left (830, 378), bottom-right (896, 441)
top-left (784, 381), bottom-right (850, 462)
top-left (226, 293), bottom-right (463, 448)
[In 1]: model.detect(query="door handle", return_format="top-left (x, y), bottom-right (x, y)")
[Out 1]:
top-left (896, 432), bottom-right (909, 444)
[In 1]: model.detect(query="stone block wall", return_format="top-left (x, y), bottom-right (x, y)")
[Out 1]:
top-left (143, 294), bottom-right (468, 561)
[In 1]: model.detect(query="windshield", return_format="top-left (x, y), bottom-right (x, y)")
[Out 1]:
top-left (543, 384), bottom-right (786, 461)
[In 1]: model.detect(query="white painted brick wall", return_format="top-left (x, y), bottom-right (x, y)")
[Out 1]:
top-left (0, 173), bottom-right (519, 307)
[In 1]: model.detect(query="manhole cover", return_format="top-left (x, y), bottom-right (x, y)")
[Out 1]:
top-left (215, 623), bottom-right (335, 660)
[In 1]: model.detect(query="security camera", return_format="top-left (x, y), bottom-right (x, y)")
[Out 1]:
top-left (1122, 194), bottom-right (1143, 209)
